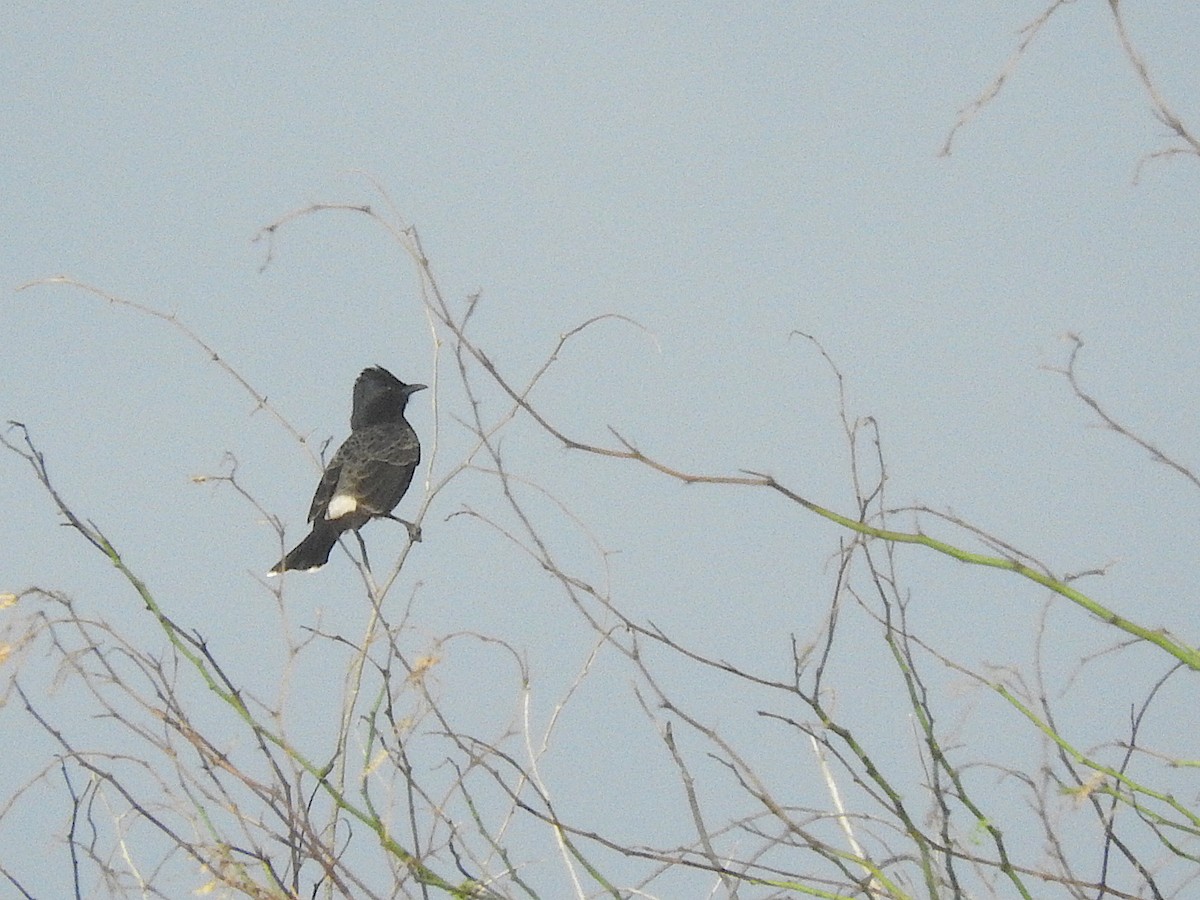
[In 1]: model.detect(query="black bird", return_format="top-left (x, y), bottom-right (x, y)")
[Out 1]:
top-left (269, 366), bottom-right (426, 575)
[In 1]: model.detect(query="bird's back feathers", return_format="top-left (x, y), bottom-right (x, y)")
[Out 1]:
top-left (307, 422), bottom-right (421, 524)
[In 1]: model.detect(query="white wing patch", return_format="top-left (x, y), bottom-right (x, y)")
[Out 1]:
top-left (327, 494), bottom-right (358, 520)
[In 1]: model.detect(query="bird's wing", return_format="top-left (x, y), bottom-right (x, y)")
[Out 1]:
top-left (337, 456), bottom-right (418, 517)
top-left (306, 456), bottom-right (343, 524)
top-left (323, 425), bottom-right (420, 519)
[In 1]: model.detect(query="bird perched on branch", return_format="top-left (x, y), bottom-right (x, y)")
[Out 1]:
top-left (269, 366), bottom-right (426, 575)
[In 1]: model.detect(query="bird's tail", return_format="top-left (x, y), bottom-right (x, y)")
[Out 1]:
top-left (268, 523), bottom-right (341, 575)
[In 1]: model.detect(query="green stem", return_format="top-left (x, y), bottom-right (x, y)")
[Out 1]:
top-left (761, 478), bottom-right (1200, 671)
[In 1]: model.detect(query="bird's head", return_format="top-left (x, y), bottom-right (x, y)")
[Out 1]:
top-left (351, 366), bottom-right (427, 428)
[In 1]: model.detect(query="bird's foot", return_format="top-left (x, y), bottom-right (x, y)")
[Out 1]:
top-left (383, 513), bottom-right (422, 543)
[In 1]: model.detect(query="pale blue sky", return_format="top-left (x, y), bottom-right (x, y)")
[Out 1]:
top-left (4, 4), bottom-right (1199, 897)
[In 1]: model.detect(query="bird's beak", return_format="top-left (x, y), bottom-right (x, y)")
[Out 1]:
top-left (406, 383), bottom-right (428, 396)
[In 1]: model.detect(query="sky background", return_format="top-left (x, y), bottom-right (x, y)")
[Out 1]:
top-left (4, 3), bottom-right (1200, 897)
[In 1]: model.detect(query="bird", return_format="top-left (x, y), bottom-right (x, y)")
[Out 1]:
top-left (269, 366), bottom-right (426, 575)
